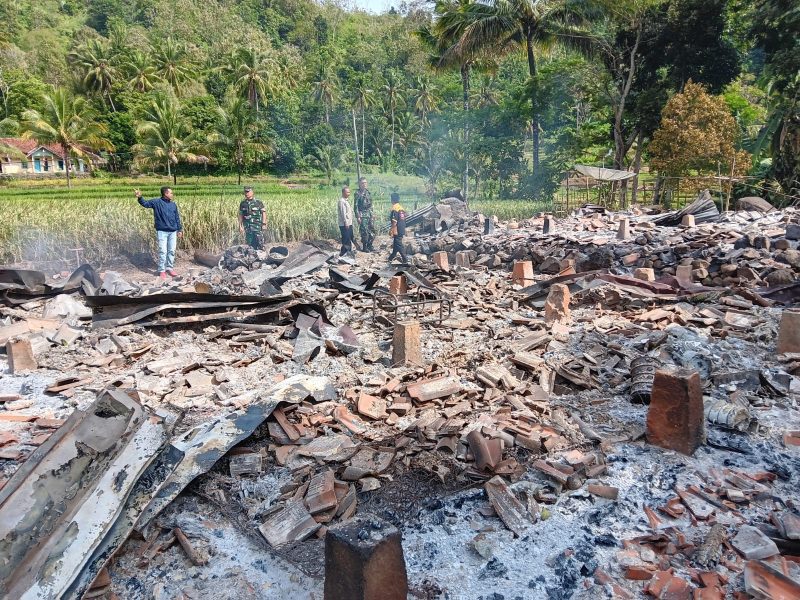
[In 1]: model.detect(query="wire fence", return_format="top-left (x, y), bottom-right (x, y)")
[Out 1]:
top-left (553, 174), bottom-right (800, 216)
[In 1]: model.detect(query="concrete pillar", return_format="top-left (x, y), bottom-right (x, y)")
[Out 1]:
top-left (646, 368), bottom-right (704, 455)
top-left (324, 515), bottom-right (408, 600)
top-left (543, 217), bottom-right (554, 234)
top-left (392, 321), bottom-right (422, 367)
top-left (455, 251), bottom-right (471, 269)
top-left (388, 275), bottom-right (407, 296)
top-left (617, 218), bottom-right (630, 240)
top-left (432, 252), bottom-right (449, 271)
top-left (681, 214), bottom-right (696, 228)
top-left (511, 261), bottom-right (534, 286)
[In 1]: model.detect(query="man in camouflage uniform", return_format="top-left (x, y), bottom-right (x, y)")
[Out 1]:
top-left (355, 177), bottom-right (375, 252)
top-left (238, 186), bottom-right (267, 249)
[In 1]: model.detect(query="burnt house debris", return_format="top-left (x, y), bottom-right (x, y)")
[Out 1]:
top-left (1, 193), bottom-right (799, 599)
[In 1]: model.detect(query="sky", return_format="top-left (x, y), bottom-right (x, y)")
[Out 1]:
top-left (337, 0), bottom-right (432, 15)
top-left (346, 0), bottom-right (395, 13)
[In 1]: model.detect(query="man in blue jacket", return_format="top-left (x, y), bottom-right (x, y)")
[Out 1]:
top-left (134, 186), bottom-right (183, 280)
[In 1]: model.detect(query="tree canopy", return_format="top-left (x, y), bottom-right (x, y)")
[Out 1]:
top-left (0, 0), bottom-right (795, 204)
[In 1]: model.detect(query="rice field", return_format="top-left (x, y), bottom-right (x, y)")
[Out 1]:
top-left (0, 175), bottom-right (549, 265)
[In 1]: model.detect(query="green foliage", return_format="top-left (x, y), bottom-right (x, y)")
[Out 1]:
top-left (0, 0), bottom-right (795, 205)
top-left (19, 87), bottom-right (114, 187)
top-left (0, 69), bottom-right (48, 120)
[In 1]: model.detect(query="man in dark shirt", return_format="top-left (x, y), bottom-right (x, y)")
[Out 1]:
top-left (238, 186), bottom-right (267, 249)
top-left (387, 192), bottom-right (408, 263)
top-left (135, 186), bottom-right (183, 279)
top-left (355, 177), bottom-right (375, 252)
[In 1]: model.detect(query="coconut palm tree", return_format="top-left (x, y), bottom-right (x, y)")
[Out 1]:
top-left (395, 111), bottom-right (425, 158)
top-left (312, 66), bottom-right (337, 124)
top-left (132, 93), bottom-right (207, 185)
top-left (125, 50), bottom-right (159, 93)
top-left (306, 144), bottom-right (343, 185)
top-left (413, 76), bottom-right (440, 125)
top-left (223, 47), bottom-right (276, 112)
top-left (68, 38), bottom-right (119, 110)
top-left (152, 37), bottom-right (195, 95)
top-left (419, 0), bottom-right (485, 203)
top-left (20, 88), bottom-right (113, 188)
top-left (473, 74), bottom-right (501, 108)
top-left (453, 0), bottom-right (589, 171)
top-left (382, 70), bottom-right (405, 156)
top-left (209, 96), bottom-right (272, 184)
top-left (351, 75), bottom-right (374, 161)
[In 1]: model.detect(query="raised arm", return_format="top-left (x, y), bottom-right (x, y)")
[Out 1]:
top-left (135, 189), bottom-right (155, 208)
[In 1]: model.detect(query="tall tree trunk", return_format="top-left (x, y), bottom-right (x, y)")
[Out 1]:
top-left (390, 103), bottom-right (395, 156)
top-left (526, 33), bottom-right (539, 173)
top-left (613, 23), bottom-right (642, 170)
top-left (237, 143), bottom-right (243, 185)
top-left (461, 63), bottom-right (470, 207)
top-left (167, 160), bottom-right (171, 180)
top-left (352, 107), bottom-right (361, 181)
top-left (630, 130), bottom-right (644, 205)
top-left (63, 144), bottom-right (71, 189)
top-left (172, 163), bottom-right (177, 186)
top-left (361, 99), bottom-right (366, 161)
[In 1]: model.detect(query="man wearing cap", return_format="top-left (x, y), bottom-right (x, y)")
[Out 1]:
top-left (238, 186), bottom-right (267, 250)
top-left (355, 177), bottom-right (375, 252)
top-left (387, 192), bottom-right (408, 263)
top-left (338, 186), bottom-right (355, 256)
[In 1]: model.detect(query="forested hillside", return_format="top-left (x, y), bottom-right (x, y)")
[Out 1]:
top-left (0, 0), bottom-right (797, 203)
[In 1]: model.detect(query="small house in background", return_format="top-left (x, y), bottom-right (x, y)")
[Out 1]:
top-left (0, 138), bottom-right (106, 177)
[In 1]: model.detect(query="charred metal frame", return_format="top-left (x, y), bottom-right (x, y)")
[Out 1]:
top-left (371, 287), bottom-right (451, 329)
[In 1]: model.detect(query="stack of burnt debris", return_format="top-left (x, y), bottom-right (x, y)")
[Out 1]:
top-left (1, 192), bottom-right (799, 598)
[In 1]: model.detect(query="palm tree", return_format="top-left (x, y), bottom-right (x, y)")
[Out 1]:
top-left (125, 50), bottom-right (159, 93)
top-left (68, 39), bottom-right (118, 111)
top-left (454, 0), bottom-right (588, 171)
top-left (413, 76), bottom-right (440, 125)
top-left (223, 47), bottom-right (276, 112)
top-left (209, 96), bottom-right (271, 184)
top-left (132, 93), bottom-right (207, 185)
top-left (420, 0), bottom-right (483, 203)
top-left (351, 75), bottom-right (374, 161)
top-left (312, 66), bottom-right (337, 124)
top-left (152, 37), bottom-right (195, 94)
top-left (382, 70), bottom-right (405, 156)
top-left (473, 74), bottom-right (501, 108)
top-left (306, 144), bottom-right (343, 185)
top-left (20, 88), bottom-right (113, 188)
top-left (395, 111), bottom-right (425, 158)
top-left (107, 21), bottom-right (131, 57)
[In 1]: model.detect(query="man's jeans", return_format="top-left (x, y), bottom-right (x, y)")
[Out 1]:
top-left (156, 230), bottom-right (177, 272)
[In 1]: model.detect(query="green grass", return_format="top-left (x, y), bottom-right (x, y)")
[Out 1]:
top-left (0, 173), bottom-right (549, 265)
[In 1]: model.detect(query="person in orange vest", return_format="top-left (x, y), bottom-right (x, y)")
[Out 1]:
top-left (387, 192), bottom-right (408, 264)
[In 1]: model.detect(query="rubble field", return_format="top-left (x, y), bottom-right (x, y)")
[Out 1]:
top-left (1, 196), bottom-right (799, 600)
